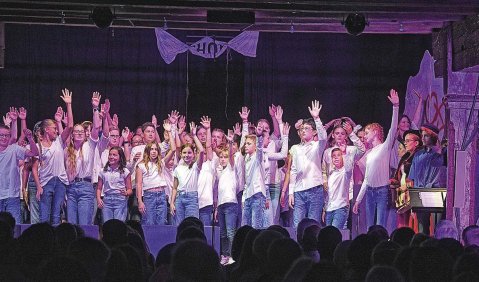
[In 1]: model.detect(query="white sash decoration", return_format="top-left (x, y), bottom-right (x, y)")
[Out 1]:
top-left (155, 28), bottom-right (259, 64)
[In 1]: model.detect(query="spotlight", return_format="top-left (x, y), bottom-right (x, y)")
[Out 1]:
top-left (91, 6), bottom-right (114, 29)
top-left (343, 13), bottom-right (367, 36)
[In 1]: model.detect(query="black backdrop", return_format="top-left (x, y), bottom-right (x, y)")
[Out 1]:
top-left (0, 24), bottom-right (431, 141)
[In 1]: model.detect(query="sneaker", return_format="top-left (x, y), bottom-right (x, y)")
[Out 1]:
top-left (220, 255), bottom-right (229, 265)
top-left (226, 256), bottom-right (235, 265)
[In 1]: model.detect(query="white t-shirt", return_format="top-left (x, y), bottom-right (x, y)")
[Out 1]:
top-left (326, 163), bottom-right (353, 212)
top-left (137, 160), bottom-right (167, 190)
top-left (65, 136), bottom-right (98, 181)
top-left (197, 160), bottom-right (216, 209)
top-left (0, 144), bottom-right (27, 199)
top-left (216, 163), bottom-right (237, 206)
top-left (173, 161), bottom-right (201, 193)
top-left (37, 136), bottom-right (68, 186)
top-left (99, 167), bottom-right (130, 195)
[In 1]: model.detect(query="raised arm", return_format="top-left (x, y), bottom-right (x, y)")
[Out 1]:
top-left (200, 116), bottom-right (213, 161)
top-left (225, 130), bottom-right (235, 168)
top-left (239, 106), bottom-right (250, 148)
top-left (60, 88), bottom-right (74, 144)
top-left (101, 99), bottom-right (111, 138)
top-left (152, 114), bottom-right (162, 144)
top-left (190, 122), bottom-right (205, 170)
top-left (7, 107), bottom-right (18, 145)
top-left (24, 129), bottom-right (39, 157)
top-left (162, 119), bottom-right (176, 164)
top-left (343, 121), bottom-right (365, 160)
top-left (54, 107), bottom-right (64, 137)
top-left (309, 100), bottom-right (327, 141)
top-left (17, 107), bottom-right (27, 145)
top-left (122, 127), bottom-right (131, 160)
top-left (91, 91), bottom-right (101, 140)
top-left (384, 89), bottom-right (400, 149)
top-left (269, 104), bottom-right (281, 138)
top-left (267, 123), bottom-right (290, 161)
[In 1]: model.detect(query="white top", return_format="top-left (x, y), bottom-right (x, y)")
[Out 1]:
top-left (128, 144), bottom-right (146, 186)
top-left (91, 146), bottom-right (102, 183)
top-left (326, 156), bottom-right (355, 211)
top-left (99, 167), bottom-right (130, 195)
top-left (289, 118), bottom-right (327, 195)
top-left (234, 151), bottom-right (245, 193)
top-left (216, 163), bottom-right (238, 206)
top-left (173, 161), bottom-right (201, 193)
top-left (356, 106), bottom-right (399, 203)
top-left (0, 144), bottom-right (27, 199)
top-left (263, 135), bottom-right (289, 185)
top-left (198, 159), bottom-right (216, 209)
top-left (66, 136), bottom-right (98, 181)
top-left (137, 160), bottom-right (167, 190)
top-left (37, 136), bottom-right (69, 186)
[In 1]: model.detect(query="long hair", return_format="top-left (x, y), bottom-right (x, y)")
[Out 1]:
top-left (365, 123), bottom-right (384, 143)
top-left (103, 146), bottom-right (127, 174)
top-left (37, 119), bottom-right (56, 167)
top-left (141, 141), bottom-right (162, 174)
top-left (66, 124), bottom-right (85, 179)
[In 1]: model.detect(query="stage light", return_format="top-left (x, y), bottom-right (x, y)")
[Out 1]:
top-left (91, 7), bottom-right (114, 29)
top-left (343, 13), bottom-right (367, 36)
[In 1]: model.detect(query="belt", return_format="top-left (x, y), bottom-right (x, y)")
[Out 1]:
top-left (146, 187), bottom-right (165, 192)
top-left (73, 177), bottom-right (92, 183)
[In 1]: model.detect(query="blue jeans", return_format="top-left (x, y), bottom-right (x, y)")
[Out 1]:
top-left (269, 184), bottom-right (281, 225)
top-left (293, 185), bottom-right (324, 228)
top-left (218, 202), bottom-right (238, 256)
top-left (242, 192), bottom-right (266, 229)
top-left (236, 191), bottom-right (243, 227)
top-left (326, 205), bottom-right (349, 229)
top-left (142, 190), bottom-right (168, 225)
top-left (39, 177), bottom-right (66, 225)
top-left (67, 181), bottom-right (95, 225)
top-left (365, 185), bottom-right (389, 228)
top-left (102, 194), bottom-right (128, 222)
top-left (0, 197), bottom-right (21, 223)
top-left (28, 181), bottom-right (40, 224)
top-left (200, 205), bottom-right (214, 226)
top-left (175, 191), bottom-right (199, 226)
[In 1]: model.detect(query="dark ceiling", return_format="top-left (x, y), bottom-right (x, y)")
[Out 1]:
top-left (1, 0), bottom-right (478, 34)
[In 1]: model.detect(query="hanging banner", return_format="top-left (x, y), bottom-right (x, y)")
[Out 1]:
top-left (155, 28), bottom-right (259, 64)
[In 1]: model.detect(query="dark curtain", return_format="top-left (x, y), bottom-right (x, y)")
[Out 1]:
top-left (0, 24), bottom-right (430, 135)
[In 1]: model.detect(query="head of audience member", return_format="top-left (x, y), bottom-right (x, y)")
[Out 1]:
top-left (317, 225), bottom-right (342, 262)
top-left (333, 240), bottom-right (352, 271)
top-left (300, 118), bottom-right (317, 143)
top-left (364, 123), bottom-right (384, 145)
top-left (151, 243), bottom-right (175, 282)
top-left (267, 225), bottom-right (291, 238)
top-left (453, 271), bottom-right (479, 282)
top-left (0, 125), bottom-right (12, 148)
top-left (410, 232), bottom-right (430, 247)
top-left (177, 226), bottom-right (206, 243)
top-left (365, 265), bottom-right (405, 282)
top-left (435, 220), bottom-right (459, 240)
top-left (438, 238), bottom-right (464, 261)
top-left (403, 130), bottom-right (422, 153)
top-left (297, 218), bottom-right (320, 245)
top-left (253, 230), bottom-right (285, 268)
top-left (212, 128), bottom-right (225, 148)
top-left (107, 127), bottom-right (121, 147)
top-left (126, 220), bottom-right (145, 240)
top-left (141, 122), bottom-right (156, 144)
top-left (81, 121), bottom-right (92, 138)
top-left (282, 257), bottom-right (314, 282)
top-left (176, 217), bottom-right (204, 242)
top-left (171, 240), bottom-right (222, 282)
top-left (38, 256), bottom-right (90, 282)
top-left (398, 114), bottom-right (412, 133)
top-left (0, 211), bottom-right (15, 230)
top-left (266, 238), bottom-right (302, 279)
top-left (102, 219), bottom-right (128, 248)
top-left (348, 234), bottom-right (378, 274)
top-left (393, 246), bottom-right (416, 279)
top-left (54, 223), bottom-right (78, 256)
top-left (301, 225), bottom-right (321, 262)
top-left (68, 237), bottom-right (111, 282)
top-left (196, 125), bottom-right (207, 144)
top-left (391, 227), bottom-right (415, 247)
top-left (105, 248), bottom-right (129, 282)
top-left (453, 253), bottom-right (479, 278)
top-left (116, 244), bottom-right (145, 282)
top-left (0, 221), bottom-right (13, 249)
top-left (126, 229), bottom-right (150, 266)
top-left (305, 261), bottom-right (342, 282)
top-left (462, 225), bottom-right (479, 247)
top-left (409, 246), bottom-right (453, 282)
top-left (236, 229), bottom-right (261, 275)
top-left (231, 225), bottom-right (254, 262)
top-left (74, 224), bottom-right (85, 238)
top-left (371, 240), bottom-right (401, 266)
top-left (367, 225), bottom-right (389, 243)
top-left (38, 119), bottom-right (58, 141)
top-left (420, 123), bottom-right (439, 147)
top-left (131, 134), bottom-right (144, 148)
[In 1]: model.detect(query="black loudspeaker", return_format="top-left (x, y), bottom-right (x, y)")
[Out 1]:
top-left (0, 22), bottom-right (4, 68)
top-left (207, 10), bottom-right (255, 24)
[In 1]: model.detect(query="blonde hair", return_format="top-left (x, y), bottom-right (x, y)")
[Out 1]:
top-left (37, 119), bottom-right (56, 167)
top-left (365, 123), bottom-right (384, 142)
top-left (66, 124), bottom-right (85, 179)
top-left (141, 141), bottom-right (162, 174)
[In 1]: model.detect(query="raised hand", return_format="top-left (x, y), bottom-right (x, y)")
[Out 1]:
top-left (200, 116), bottom-right (211, 129)
top-left (122, 127), bottom-right (130, 140)
top-left (275, 105), bottom-right (283, 122)
top-left (189, 122), bottom-right (197, 136)
top-left (62, 112), bottom-right (68, 126)
top-left (18, 107), bottom-right (27, 120)
top-left (61, 88), bottom-right (72, 104)
top-left (294, 119), bottom-right (303, 130)
top-left (168, 110), bottom-right (179, 125)
top-left (268, 104), bottom-right (277, 117)
top-left (282, 122), bottom-right (291, 136)
top-left (104, 98), bottom-right (111, 114)
top-left (239, 106), bottom-right (250, 122)
top-left (151, 115), bottom-right (158, 128)
top-left (3, 114), bottom-right (11, 126)
top-left (163, 119), bottom-right (171, 132)
top-left (388, 89), bottom-right (400, 106)
top-left (308, 100), bottom-right (322, 119)
top-left (233, 122), bottom-right (241, 136)
top-left (92, 91), bottom-right (101, 108)
top-left (23, 128), bottom-right (33, 139)
top-left (342, 121), bottom-right (353, 135)
top-left (178, 115), bottom-right (186, 132)
top-left (54, 107), bottom-right (64, 123)
top-left (226, 129), bottom-right (234, 142)
top-left (112, 114), bottom-right (119, 127)
top-left (8, 107), bottom-right (18, 121)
